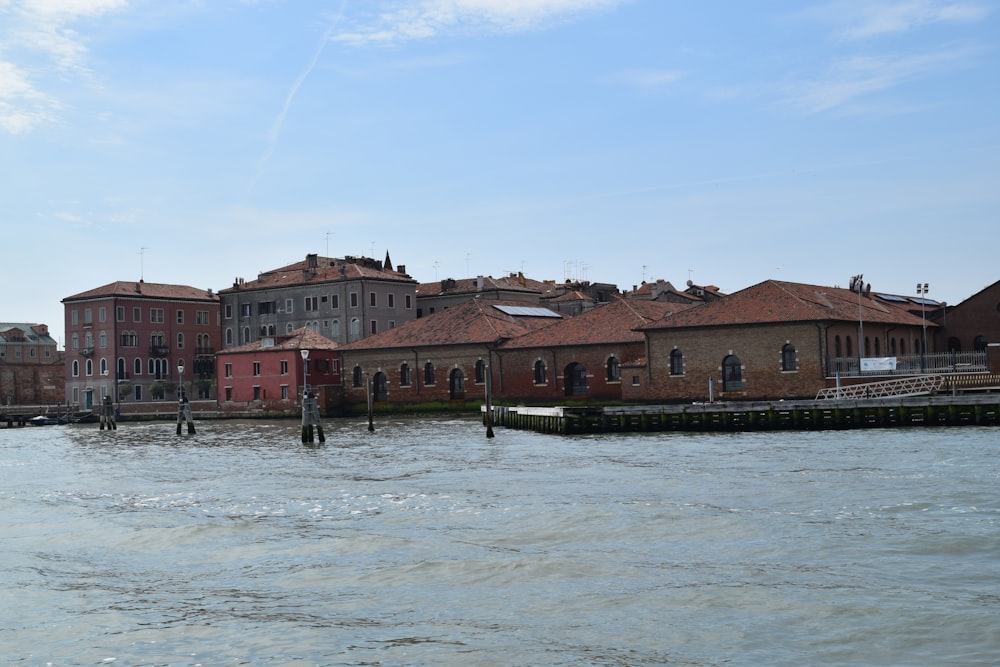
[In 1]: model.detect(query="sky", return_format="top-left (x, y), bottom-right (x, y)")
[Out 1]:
top-left (2, 0), bottom-right (997, 348)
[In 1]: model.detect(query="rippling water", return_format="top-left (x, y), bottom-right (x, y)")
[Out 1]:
top-left (1, 417), bottom-right (997, 666)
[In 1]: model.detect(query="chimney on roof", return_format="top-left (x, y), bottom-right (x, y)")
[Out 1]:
top-left (307, 253), bottom-right (318, 269)
top-left (477, 276), bottom-right (484, 291)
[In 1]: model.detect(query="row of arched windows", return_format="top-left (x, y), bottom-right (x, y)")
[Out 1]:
top-left (665, 344), bottom-right (798, 380)
top-left (347, 356), bottom-right (622, 400)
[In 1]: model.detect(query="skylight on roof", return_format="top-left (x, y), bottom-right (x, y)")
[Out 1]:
top-left (493, 305), bottom-right (561, 318)
top-left (909, 297), bottom-right (938, 306)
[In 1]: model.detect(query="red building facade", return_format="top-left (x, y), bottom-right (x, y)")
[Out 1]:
top-left (62, 280), bottom-right (220, 412)
top-left (216, 328), bottom-right (341, 415)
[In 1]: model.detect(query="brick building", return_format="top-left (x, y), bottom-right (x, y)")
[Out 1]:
top-left (62, 281), bottom-right (221, 411)
top-left (628, 279), bottom-right (936, 402)
top-left (416, 273), bottom-right (543, 317)
top-left (495, 298), bottom-right (683, 403)
top-left (337, 299), bottom-right (561, 410)
top-left (0, 323), bottom-right (63, 405)
top-left (938, 279), bottom-right (1000, 353)
top-left (216, 327), bottom-right (341, 415)
top-left (219, 253), bottom-right (417, 349)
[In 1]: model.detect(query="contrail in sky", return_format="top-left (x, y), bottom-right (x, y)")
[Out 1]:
top-left (249, 3), bottom-right (346, 192)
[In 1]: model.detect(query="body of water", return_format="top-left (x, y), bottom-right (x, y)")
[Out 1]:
top-left (1, 417), bottom-right (997, 666)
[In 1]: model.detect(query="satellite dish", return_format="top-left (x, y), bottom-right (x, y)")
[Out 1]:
top-left (686, 279), bottom-right (694, 287)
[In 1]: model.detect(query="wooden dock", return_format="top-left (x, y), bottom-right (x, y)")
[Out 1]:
top-left (488, 394), bottom-right (1000, 435)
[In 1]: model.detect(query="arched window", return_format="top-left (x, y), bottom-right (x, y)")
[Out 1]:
top-left (100, 358), bottom-right (108, 375)
top-left (864, 336), bottom-right (871, 357)
top-left (874, 337), bottom-right (881, 357)
top-left (449, 368), bottom-right (465, 399)
top-left (373, 372), bottom-right (388, 401)
top-left (722, 354), bottom-right (742, 391)
top-left (352, 366), bottom-right (363, 388)
top-left (331, 320), bottom-right (341, 337)
top-left (606, 356), bottom-right (620, 382)
top-left (242, 327), bottom-right (251, 344)
top-left (475, 359), bottom-right (486, 384)
top-left (134, 358), bottom-right (142, 376)
top-left (226, 328), bottom-right (233, 346)
top-left (86, 359), bottom-right (94, 376)
top-left (534, 360), bottom-right (547, 385)
top-left (399, 362), bottom-right (411, 386)
top-left (72, 360), bottom-right (79, 377)
top-left (350, 318), bottom-right (361, 337)
top-left (834, 335), bottom-right (842, 358)
top-left (781, 343), bottom-right (796, 372)
top-left (286, 323), bottom-right (294, 334)
top-left (424, 361), bottom-right (436, 386)
top-left (946, 337), bottom-right (960, 353)
top-left (669, 348), bottom-right (684, 376)
top-left (99, 332), bottom-right (107, 348)
top-left (846, 336), bottom-right (853, 358)
top-left (890, 338), bottom-right (897, 355)
top-left (117, 358), bottom-right (126, 379)
top-left (974, 335), bottom-right (988, 352)
top-left (899, 338), bottom-right (906, 355)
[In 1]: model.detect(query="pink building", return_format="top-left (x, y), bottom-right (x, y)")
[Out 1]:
top-left (62, 280), bottom-right (220, 412)
top-left (216, 328), bottom-right (342, 415)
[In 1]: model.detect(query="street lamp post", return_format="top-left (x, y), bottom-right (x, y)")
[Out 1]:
top-left (176, 360), bottom-right (194, 434)
top-left (917, 282), bottom-right (929, 371)
top-left (300, 349), bottom-right (309, 402)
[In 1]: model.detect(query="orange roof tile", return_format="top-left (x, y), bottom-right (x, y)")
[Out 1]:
top-left (339, 299), bottom-right (561, 351)
top-left (502, 297), bottom-right (689, 348)
top-left (63, 280), bottom-right (219, 302)
top-left (220, 327), bottom-right (339, 354)
top-left (219, 255), bottom-right (414, 293)
top-left (640, 279), bottom-right (934, 331)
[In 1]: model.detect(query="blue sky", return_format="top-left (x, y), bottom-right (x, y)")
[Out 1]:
top-left (2, 0), bottom-right (997, 347)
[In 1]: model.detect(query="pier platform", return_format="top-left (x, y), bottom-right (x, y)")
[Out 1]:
top-left (487, 394), bottom-right (1000, 435)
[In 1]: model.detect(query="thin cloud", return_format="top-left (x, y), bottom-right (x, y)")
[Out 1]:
top-left (0, 61), bottom-right (60, 133)
top-left (601, 68), bottom-right (686, 90)
top-left (781, 45), bottom-right (981, 114)
top-left (333, 0), bottom-right (625, 46)
top-left (250, 4), bottom-right (347, 191)
top-left (0, 0), bottom-right (129, 133)
top-left (804, 1), bottom-right (991, 41)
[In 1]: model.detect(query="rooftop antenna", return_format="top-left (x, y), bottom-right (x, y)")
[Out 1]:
top-left (466, 253), bottom-right (471, 276)
top-left (139, 247), bottom-right (148, 280)
top-left (433, 260), bottom-right (440, 280)
top-left (325, 232), bottom-right (334, 257)
top-left (642, 265), bottom-right (648, 282)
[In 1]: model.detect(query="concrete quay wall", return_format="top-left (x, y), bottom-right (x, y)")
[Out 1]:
top-left (489, 395), bottom-right (1000, 434)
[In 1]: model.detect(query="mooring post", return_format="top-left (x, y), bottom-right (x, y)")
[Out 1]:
top-left (99, 395), bottom-right (117, 430)
top-left (367, 374), bottom-right (375, 432)
top-left (176, 395), bottom-right (195, 435)
top-left (484, 364), bottom-right (495, 438)
top-left (301, 390), bottom-right (325, 444)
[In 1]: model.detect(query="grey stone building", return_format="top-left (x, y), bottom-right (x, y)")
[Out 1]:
top-left (218, 253), bottom-right (418, 349)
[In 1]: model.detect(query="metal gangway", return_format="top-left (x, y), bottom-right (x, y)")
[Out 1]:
top-left (816, 375), bottom-right (944, 400)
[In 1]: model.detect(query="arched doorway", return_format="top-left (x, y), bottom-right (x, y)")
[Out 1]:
top-left (449, 368), bottom-right (465, 399)
top-left (564, 362), bottom-right (588, 397)
top-left (373, 371), bottom-right (388, 402)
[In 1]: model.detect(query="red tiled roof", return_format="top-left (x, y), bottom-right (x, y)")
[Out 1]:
top-left (220, 327), bottom-right (339, 355)
top-left (502, 297), bottom-right (690, 348)
top-left (63, 280), bottom-right (219, 302)
top-left (416, 274), bottom-right (542, 296)
top-left (338, 299), bottom-right (561, 351)
top-left (640, 279), bottom-right (934, 331)
top-left (219, 255), bottom-right (414, 293)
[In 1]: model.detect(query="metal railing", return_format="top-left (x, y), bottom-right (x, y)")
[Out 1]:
top-left (817, 375), bottom-right (945, 399)
top-left (829, 351), bottom-right (987, 377)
